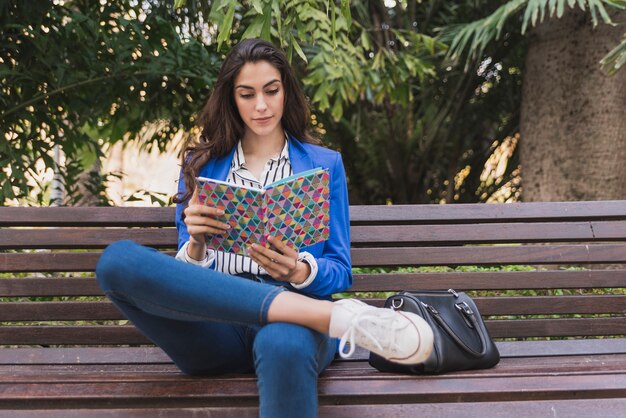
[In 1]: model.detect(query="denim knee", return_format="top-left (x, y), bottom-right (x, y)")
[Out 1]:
top-left (253, 324), bottom-right (319, 372)
top-left (96, 240), bottom-right (139, 293)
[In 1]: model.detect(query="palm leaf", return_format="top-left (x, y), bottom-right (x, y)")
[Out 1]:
top-left (600, 34), bottom-right (626, 75)
top-left (441, 0), bottom-right (527, 68)
top-left (444, 0), bottom-right (626, 70)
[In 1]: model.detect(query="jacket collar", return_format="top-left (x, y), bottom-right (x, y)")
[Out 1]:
top-left (199, 133), bottom-right (315, 181)
top-left (287, 133), bottom-right (316, 173)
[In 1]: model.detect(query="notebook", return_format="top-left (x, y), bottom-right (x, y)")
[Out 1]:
top-left (196, 167), bottom-right (330, 255)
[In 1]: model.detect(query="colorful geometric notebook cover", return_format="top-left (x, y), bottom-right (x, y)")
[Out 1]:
top-left (196, 167), bottom-right (330, 255)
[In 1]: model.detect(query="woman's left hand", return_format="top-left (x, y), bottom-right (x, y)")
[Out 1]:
top-left (247, 236), bottom-right (310, 284)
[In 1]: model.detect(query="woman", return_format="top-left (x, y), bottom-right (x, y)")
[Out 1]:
top-left (96, 38), bottom-right (433, 418)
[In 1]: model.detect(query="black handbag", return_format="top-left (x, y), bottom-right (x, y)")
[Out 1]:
top-left (369, 289), bottom-right (500, 374)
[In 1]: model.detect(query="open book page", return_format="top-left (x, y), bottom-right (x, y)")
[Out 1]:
top-left (196, 177), bottom-right (266, 255)
top-left (264, 168), bottom-right (331, 251)
top-left (196, 167), bottom-right (330, 255)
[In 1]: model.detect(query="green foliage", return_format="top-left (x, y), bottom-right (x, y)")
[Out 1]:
top-left (1, 1), bottom-right (220, 205)
top-left (601, 33), bottom-right (626, 74)
top-left (321, 2), bottom-right (524, 204)
top-left (3, 0), bottom-right (526, 206)
top-left (443, 0), bottom-right (626, 71)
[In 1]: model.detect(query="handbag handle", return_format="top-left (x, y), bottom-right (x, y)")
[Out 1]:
top-left (424, 302), bottom-right (488, 358)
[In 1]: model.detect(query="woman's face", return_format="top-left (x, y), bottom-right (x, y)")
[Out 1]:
top-left (233, 60), bottom-right (285, 141)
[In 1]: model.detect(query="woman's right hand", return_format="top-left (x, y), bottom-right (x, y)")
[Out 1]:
top-left (183, 189), bottom-right (231, 260)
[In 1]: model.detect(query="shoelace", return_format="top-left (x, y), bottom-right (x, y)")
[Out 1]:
top-left (338, 308), bottom-right (402, 359)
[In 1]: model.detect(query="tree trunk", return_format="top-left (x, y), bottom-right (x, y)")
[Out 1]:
top-left (520, 9), bottom-right (626, 202)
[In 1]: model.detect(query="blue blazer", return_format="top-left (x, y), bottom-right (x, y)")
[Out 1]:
top-left (175, 135), bottom-right (353, 298)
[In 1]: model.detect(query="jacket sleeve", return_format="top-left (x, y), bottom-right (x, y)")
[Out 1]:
top-left (175, 169), bottom-right (191, 251)
top-left (293, 152), bottom-right (352, 297)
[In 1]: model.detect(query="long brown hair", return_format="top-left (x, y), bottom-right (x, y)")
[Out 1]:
top-left (174, 38), bottom-right (321, 203)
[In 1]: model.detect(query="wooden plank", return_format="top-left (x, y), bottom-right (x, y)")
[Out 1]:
top-left (344, 339), bottom-right (626, 361)
top-left (2, 201), bottom-right (624, 228)
top-left (4, 220), bottom-right (624, 250)
top-left (3, 294), bottom-right (623, 327)
top-left (496, 339), bottom-right (626, 357)
top-left (349, 200), bottom-right (626, 224)
top-left (0, 326), bottom-right (151, 345)
top-left (3, 339), bottom-right (626, 365)
top-left (0, 302), bottom-right (121, 321)
top-left (2, 399), bottom-right (625, 418)
top-left (4, 244), bottom-right (624, 273)
top-left (475, 295), bottom-right (626, 315)
top-left (1, 361), bottom-right (626, 416)
top-left (0, 252), bottom-right (102, 273)
top-left (358, 294), bottom-right (626, 315)
top-left (0, 228), bottom-right (177, 250)
top-left (4, 353), bottom-right (626, 378)
top-left (351, 244), bottom-right (626, 267)
top-left (321, 400), bottom-right (626, 418)
top-left (0, 347), bottom-right (172, 365)
top-left (351, 221), bottom-right (626, 245)
top-left (0, 251), bottom-right (175, 273)
top-left (0, 207), bottom-right (175, 227)
top-left (488, 317), bottom-right (626, 338)
top-left (0, 278), bottom-right (102, 297)
top-left (2, 317), bottom-right (625, 346)
top-left (1, 372), bottom-right (626, 405)
top-left (320, 374), bottom-right (626, 403)
top-left (2, 270), bottom-right (624, 298)
top-left (349, 270), bottom-right (626, 292)
top-left (8, 295), bottom-right (620, 323)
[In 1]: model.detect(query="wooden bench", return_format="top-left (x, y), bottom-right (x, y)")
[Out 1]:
top-left (1, 201), bottom-right (625, 417)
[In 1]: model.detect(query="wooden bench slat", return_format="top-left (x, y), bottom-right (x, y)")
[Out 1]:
top-left (488, 317), bottom-right (626, 338)
top-left (3, 220), bottom-right (624, 250)
top-left (3, 244), bottom-right (624, 273)
top-left (350, 270), bottom-right (626, 292)
top-left (0, 252), bottom-right (172, 273)
top-left (496, 338), bottom-right (626, 357)
top-left (0, 278), bottom-right (103, 297)
top-left (3, 339), bottom-right (626, 365)
top-left (351, 244), bottom-right (626, 266)
top-left (2, 317), bottom-right (624, 345)
top-left (0, 326), bottom-right (150, 345)
top-left (0, 207), bottom-right (175, 227)
top-left (351, 221), bottom-right (626, 245)
top-left (5, 353), bottom-right (626, 380)
top-left (0, 252), bottom-right (103, 273)
top-left (4, 295), bottom-right (624, 322)
top-left (349, 200), bottom-right (626, 223)
top-left (0, 347), bottom-right (172, 365)
top-left (1, 371), bottom-right (626, 404)
top-left (362, 294), bottom-right (626, 315)
top-left (2, 201), bottom-right (624, 228)
top-left (0, 302), bottom-right (120, 321)
top-left (476, 295), bottom-right (626, 315)
top-left (2, 399), bottom-right (625, 418)
top-left (0, 229), bottom-right (177, 250)
top-left (3, 270), bottom-right (624, 298)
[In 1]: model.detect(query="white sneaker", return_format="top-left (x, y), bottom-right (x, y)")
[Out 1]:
top-left (329, 299), bottom-right (434, 365)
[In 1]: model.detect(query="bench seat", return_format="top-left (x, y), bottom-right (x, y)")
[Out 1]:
top-left (2, 341), bottom-right (626, 417)
top-left (1, 201), bottom-right (625, 416)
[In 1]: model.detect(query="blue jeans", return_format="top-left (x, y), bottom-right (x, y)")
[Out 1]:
top-left (96, 240), bottom-right (337, 418)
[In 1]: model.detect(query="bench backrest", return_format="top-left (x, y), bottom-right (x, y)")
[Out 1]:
top-left (1, 201), bottom-right (625, 346)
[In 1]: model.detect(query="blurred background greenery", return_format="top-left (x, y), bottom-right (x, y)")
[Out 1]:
top-left (2, 0), bottom-right (625, 207)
